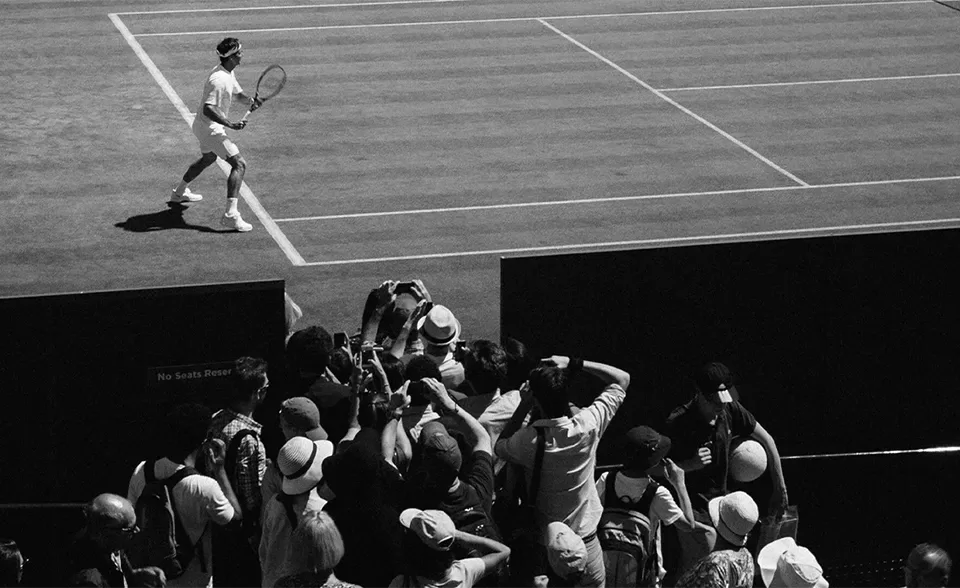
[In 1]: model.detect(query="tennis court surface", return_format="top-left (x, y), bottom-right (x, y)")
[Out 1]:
top-left (5, 0), bottom-right (960, 332)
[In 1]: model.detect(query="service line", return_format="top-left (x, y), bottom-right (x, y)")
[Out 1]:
top-left (116, 0), bottom-right (467, 16)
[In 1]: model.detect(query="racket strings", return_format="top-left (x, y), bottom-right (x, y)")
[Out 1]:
top-left (256, 66), bottom-right (286, 100)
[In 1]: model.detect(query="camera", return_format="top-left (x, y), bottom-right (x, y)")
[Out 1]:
top-left (334, 331), bottom-right (349, 349)
top-left (453, 340), bottom-right (468, 362)
top-left (359, 342), bottom-right (383, 365)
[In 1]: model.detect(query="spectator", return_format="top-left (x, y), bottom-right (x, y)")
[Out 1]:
top-left (402, 304), bottom-right (466, 390)
top-left (259, 436), bottom-right (335, 588)
top-left (322, 435), bottom-right (406, 587)
top-left (360, 280), bottom-right (433, 358)
top-left (662, 362), bottom-right (788, 572)
top-left (675, 491), bottom-right (759, 588)
top-left (904, 543), bottom-right (952, 588)
top-left (127, 404), bottom-right (240, 588)
top-left (595, 426), bottom-right (702, 587)
top-left (327, 348), bottom-right (353, 387)
top-left (404, 379), bottom-right (506, 586)
top-left (757, 537), bottom-right (827, 588)
top-left (0, 539), bottom-right (24, 588)
top-left (286, 327), bottom-right (353, 445)
top-left (262, 397), bottom-right (330, 509)
top-left (208, 356), bottom-right (271, 587)
top-left (501, 337), bottom-right (538, 394)
top-left (274, 511), bottom-right (359, 588)
top-left (538, 522), bottom-right (588, 588)
top-left (495, 355), bottom-right (632, 587)
top-left (66, 494), bottom-right (138, 587)
top-left (390, 509), bottom-right (511, 588)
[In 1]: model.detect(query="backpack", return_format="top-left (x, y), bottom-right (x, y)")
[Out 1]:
top-left (597, 471), bottom-right (660, 588)
top-left (129, 461), bottom-right (202, 579)
top-left (224, 428), bottom-right (262, 533)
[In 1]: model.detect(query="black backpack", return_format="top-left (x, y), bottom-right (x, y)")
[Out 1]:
top-left (128, 461), bottom-right (202, 579)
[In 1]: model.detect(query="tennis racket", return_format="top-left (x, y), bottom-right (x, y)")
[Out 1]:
top-left (241, 64), bottom-right (286, 122)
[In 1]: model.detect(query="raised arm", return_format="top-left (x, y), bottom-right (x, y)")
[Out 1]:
top-left (454, 530), bottom-right (511, 578)
top-left (541, 355), bottom-right (630, 390)
top-left (423, 377), bottom-right (491, 455)
top-left (388, 298), bottom-right (431, 359)
top-left (662, 458), bottom-right (698, 532)
top-left (360, 280), bottom-right (396, 345)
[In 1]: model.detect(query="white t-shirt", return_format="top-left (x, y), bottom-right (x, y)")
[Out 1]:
top-left (387, 558), bottom-right (486, 588)
top-left (596, 471), bottom-right (684, 585)
top-left (193, 64), bottom-right (243, 135)
top-left (127, 458), bottom-right (236, 588)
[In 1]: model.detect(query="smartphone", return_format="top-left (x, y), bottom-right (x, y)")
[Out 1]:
top-left (360, 344), bottom-right (383, 364)
top-left (394, 281), bottom-right (415, 295)
top-left (334, 331), bottom-right (348, 349)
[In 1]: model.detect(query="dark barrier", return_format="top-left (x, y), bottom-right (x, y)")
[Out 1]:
top-left (501, 228), bottom-right (960, 579)
top-left (0, 280), bottom-right (287, 585)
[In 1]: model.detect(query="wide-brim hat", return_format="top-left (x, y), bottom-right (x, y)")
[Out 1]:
top-left (279, 438), bottom-right (334, 495)
top-left (708, 491), bottom-right (759, 547)
top-left (416, 304), bottom-right (461, 347)
top-left (758, 537), bottom-right (829, 588)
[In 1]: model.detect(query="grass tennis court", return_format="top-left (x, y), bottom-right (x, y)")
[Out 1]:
top-left (4, 0), bottom-right (960, 337)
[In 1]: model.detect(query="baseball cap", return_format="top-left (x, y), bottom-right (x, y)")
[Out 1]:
top-left (694, 362), bottom-right (736, 402)
top-left (418, 420), bottom-right (462, 486)
top-left (280, 397), bottom-right (328, 441)
top-left (545, 522), bottom-right (587, 579)
top-left (758, 537), bottom-right (829, 588)
top-left (399, 508), bottom-right (456, 551)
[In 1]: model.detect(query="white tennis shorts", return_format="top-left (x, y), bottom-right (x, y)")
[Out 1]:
top-left (194, 127), bottom-right (240, 160)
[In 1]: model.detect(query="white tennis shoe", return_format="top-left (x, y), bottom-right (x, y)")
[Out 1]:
top-left (169, 188), bottom-right (203, 203)
top-left (221, 213), bottom-right (253, 232)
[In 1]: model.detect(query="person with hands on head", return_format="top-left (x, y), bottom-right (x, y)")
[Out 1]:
top-left (171, 36), bottom-right (262, 232)
top-left (391, 508), bottom-right (510, 588)
top-left (495, 355), bottom-right (632, 588)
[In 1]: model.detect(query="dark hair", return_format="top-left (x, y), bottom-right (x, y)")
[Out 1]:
top-left (0, 539), bottom-right (21, 587)
top-left (287, 326), bottom-right (334, 375)
top-left (907, 543), bottom-right (952, 587)
top-left (462, 339), bottom-right (507, 395)
top-left (501, 336), bottom-right (538, 391)
top-left (380, 354), bottom-right (406, 392)
top-left (165, 403), bottom-right (213, 461)
top-left (328, 348), bottom-right (352, 385)
top-left (529, 366), bottom-right (572, 418)
top-left (216, 37), bottom-right (240, 58)
top-left (228, 356), bottom-right (268, 403)
top-left (402, 529), bottom-right (455, 580)
top-left (405, 356), bottom-right (442, 406)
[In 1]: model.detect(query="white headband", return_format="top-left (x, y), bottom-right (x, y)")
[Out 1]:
top-left (218, 43), bottom-right (242, 58)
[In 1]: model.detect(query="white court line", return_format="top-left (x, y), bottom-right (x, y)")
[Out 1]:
top-left (275, 175), bottom-right (960, 222)
top-left (131, 0), bottom-right (926, 36)
top-left (659, 72), bottom-right (960, 92)
top-left (537, 19), bottom-right (809, 187)
top-left (299, 218), bottom-right (960, 266)
top-left (108, 13), bottom-right (307, 266)
top-left (116, 0), bottom-right (466, 16)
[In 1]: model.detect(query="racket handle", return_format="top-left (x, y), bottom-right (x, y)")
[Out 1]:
top-left (240, 109), bottom-right (252, 123)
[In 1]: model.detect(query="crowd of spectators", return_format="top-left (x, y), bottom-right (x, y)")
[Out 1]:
top-left (0, 279), bottom-right (953, 588)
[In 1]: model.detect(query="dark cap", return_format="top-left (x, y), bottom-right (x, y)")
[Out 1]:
top-left (419, 421), bottom-right (462, 486)
top-left (693, 362), bottom-right (736, 401)
top-left (624, 426), bottom-right (672, 471)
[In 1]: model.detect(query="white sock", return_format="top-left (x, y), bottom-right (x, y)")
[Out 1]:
top-left (226, 198), bottom-right (239, 215)
top-left (174, 180), bottom-right (189, 196)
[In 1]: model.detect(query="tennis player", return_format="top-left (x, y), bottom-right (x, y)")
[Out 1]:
top-left (170, 37), bottom-right (261, 232)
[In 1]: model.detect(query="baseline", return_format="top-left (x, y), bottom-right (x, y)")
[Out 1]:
top-left (298, 218), bottom-right (960, 266)
top-left (108, 13), bottom-right (306, 266)
top-left (130, 0), bottom-right (927, 36)
top-left (273, 175), bottom-right (960, 221)
top-left (658, 72), bottom-right (960, 92)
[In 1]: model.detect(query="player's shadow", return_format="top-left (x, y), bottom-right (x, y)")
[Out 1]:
top-left (115, 203), bottom-right (225, 233)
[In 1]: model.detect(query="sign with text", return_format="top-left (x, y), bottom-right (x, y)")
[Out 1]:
top-left (146, 361), bottom-right (236, 405)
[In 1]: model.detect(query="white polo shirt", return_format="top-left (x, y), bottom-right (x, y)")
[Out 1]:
top-left (193, 64), bottom-right (243, 136)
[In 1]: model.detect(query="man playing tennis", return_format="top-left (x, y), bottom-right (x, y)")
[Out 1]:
top-left (170, 37), bottom-right (261, 232)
